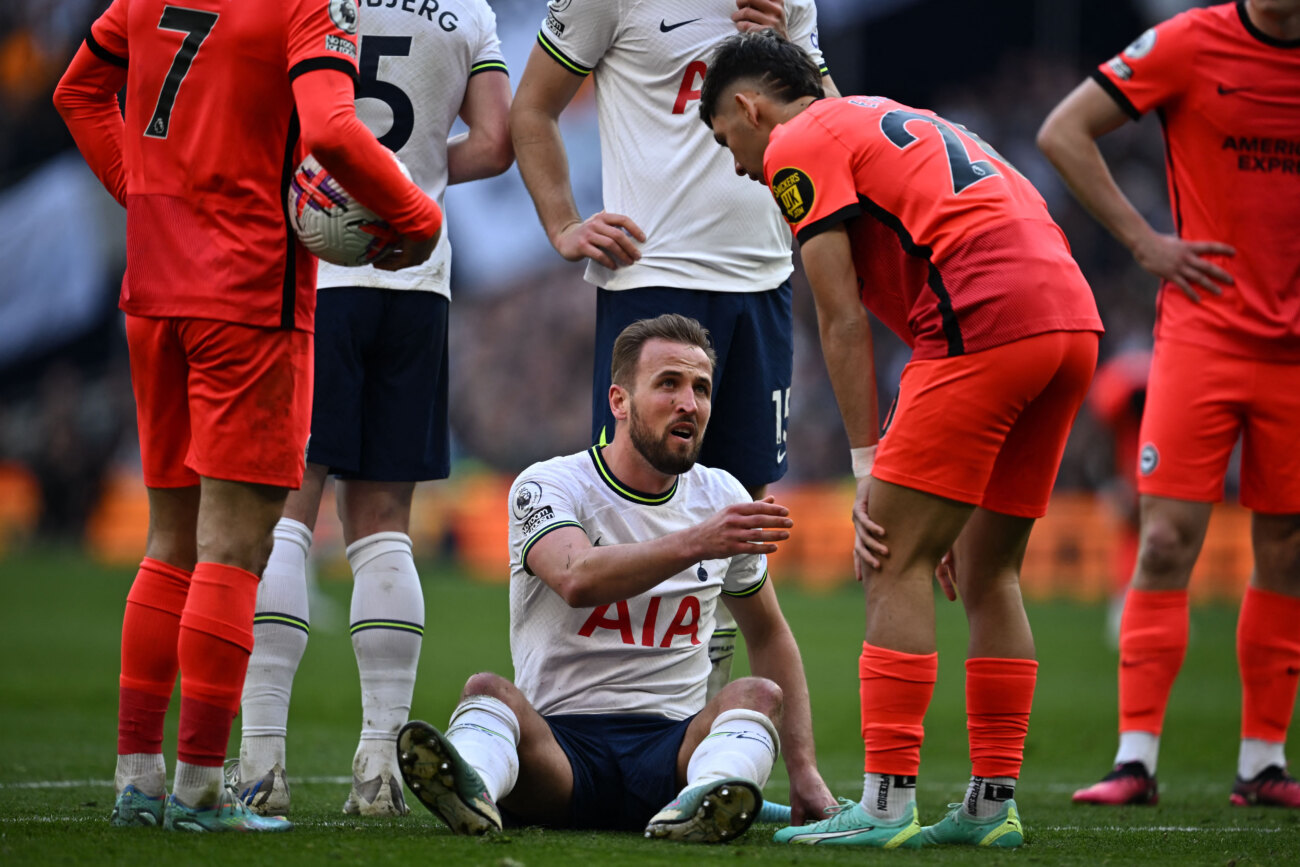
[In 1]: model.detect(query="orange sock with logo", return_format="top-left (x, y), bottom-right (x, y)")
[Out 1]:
top-left (118, 558), bottom-right (192, 755)
top-left (1118, 588), bottom-right (1188, 734)
top-left (860, 642), bottom-right (938, 775)
top-left (176, 562), bottom-right (259, 766)
top-left (1237, 586), bottom-right (1300, 743)
top-left (967, 657), bottom-right (1038, 778)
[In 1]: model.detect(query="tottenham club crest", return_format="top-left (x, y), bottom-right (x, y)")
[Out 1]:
top-left (513, 481), bottom-right (544, 519)
top-left (1139, 444), bottom-right (1159, 476)
top-left (1123, 28), bottom-right (1156, 60)
top-left (329, 0), bottom-right (359, 35)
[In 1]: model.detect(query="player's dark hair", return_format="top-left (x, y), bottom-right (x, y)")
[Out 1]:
top-left (699, 29), bottom-right (824, 126)
top-left (611, 314), bottom-right (717, 388)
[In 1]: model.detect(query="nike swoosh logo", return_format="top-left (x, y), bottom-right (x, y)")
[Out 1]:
top-left (776, 449), bottom-right (787, 464)
top-left (660, 17), bottom-right (700, 32)
top-left (1217, 84), bottom-right (1253, 95)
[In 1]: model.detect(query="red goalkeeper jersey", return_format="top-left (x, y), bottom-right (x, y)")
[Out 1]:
top-left (1094, 2), bottom-right (1300, 360)
top-left (764, 97), bottom-right (1101, 359)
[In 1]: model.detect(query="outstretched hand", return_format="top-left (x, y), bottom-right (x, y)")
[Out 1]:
top-left (1131, 232), bottom-right (1234, 302)
top-left (733, 0), bottom-right (788, 38)
top-left (690, 496), bottom-right (792, 559)
top-left (553, 211), bottom-right (646, 269)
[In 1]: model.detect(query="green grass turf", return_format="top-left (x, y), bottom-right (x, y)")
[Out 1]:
top-left (1, 549), bottom-right (1297, 864)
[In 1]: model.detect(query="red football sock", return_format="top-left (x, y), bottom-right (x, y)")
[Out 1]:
top-left (118, 558), bottom-right (192, 755)
top-left (967, 657), bottom-right (1038, 778)
top-left (1237, 586), bottom-right (1300, 743)
top-left (176, 562), bottom-right (258, 767)
top-left (860, 642), bottom-right (938, 776)
top-left (1118, 588), bottom-right (1189, 734)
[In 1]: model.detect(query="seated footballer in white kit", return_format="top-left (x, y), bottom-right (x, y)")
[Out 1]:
top-left (397, 314), bottom-right (835, 841)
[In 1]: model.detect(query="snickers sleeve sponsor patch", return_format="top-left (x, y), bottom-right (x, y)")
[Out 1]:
top-left (763, 112), bottom-right (861, 242)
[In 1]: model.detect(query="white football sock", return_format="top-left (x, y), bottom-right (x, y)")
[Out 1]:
top-left (349, 532), bottom-right (423, 773)
top-left (173, 760), bottom-right (223, 808)
top-left (963, 775), bottom-right (1017, 818)
top-left (446, 696), bottom-right (521, 802)
top-left (1238, 738), bottom-right (1286, 781)
top-left (1114, 731), bottom-right (1160, 775)
top-left (115, 752), bottom-right (166, 798)
top-left (861, 772), bottom-right (917, 821)
top-left (239, 518), bottom-right (312, 779)
top-left (684, 708), bottom-right (779, 792)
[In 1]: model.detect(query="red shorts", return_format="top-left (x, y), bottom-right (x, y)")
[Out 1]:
top-left (873, 330), bottom-right (1099, 518)
top-left (1137, 338), bottom-right (1300, 512)
top-left (126, 315), bottom-right (313, 489)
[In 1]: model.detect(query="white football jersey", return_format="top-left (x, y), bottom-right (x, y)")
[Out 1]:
top-left (508, 446), bottom-right (768, 720)
top-left (316, 0), bottom-right (507, 297)
top-left (537, 0), bottom-right (827, 293)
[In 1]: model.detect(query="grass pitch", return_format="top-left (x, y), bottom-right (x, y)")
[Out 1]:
top-left (1, 549), bottom-right (1297, 865)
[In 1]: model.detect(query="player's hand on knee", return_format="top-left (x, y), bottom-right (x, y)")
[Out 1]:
top-left (1132, 232), bottom-right (1234, 302)
top-left (375, 230), bottom-right (440, 271)
top-left (934, 550), bottom-right (958, 601)
top-left (852, 477), bottom-right (888, 572)
top-left (733, 0), bottom-right (787, 38)
top-left (692, 496), bottom-right (792, 557)
top-left (553, 211), bottom-right (645, 269)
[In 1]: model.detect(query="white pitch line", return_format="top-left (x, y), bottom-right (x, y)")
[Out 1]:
top-left (0, 776), bottom-right (353, 790)
top-left (1042, 826), bottom-right (1281, 834)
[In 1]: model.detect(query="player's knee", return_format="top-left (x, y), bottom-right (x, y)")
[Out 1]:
top-left (717, 676), bottom-right (783, 721)
top-left (1135, 520), bottom-right (1195, 584)
top-left (461, 671), bottom-right (515, 702)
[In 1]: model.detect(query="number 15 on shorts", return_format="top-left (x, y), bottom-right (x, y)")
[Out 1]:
top-left (772, 388), bottom-right (790, 464)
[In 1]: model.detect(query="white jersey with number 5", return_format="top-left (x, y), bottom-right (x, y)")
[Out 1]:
top-left (316, 0), bottom-right (507, 298)
top-left (508, 446), bottom-right (768, 720)
top-left (537, 0), bottom-right (827, 293)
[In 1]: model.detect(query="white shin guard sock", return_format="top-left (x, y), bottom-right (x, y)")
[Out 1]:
top-left (446, 696), bottom-right (521, 802)
top-left (240, 518), bottom-right (312, 777)
top-left (348, 532), bottom-right (424, 775)
top-left (862, 773), bottom-right (917, 821)
top-left (1238, 738), bottom-right (1286, 781)
top-left (685, 708), bottom-right (780, 792)
top-left (1114, 731), bottom-right (1160, 775)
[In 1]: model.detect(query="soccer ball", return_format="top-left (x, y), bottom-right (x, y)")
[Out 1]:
top-left (287, 152), bottom-right (411, 267)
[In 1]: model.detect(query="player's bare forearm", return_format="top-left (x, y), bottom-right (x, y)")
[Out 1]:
top-left (821, 74), bottom-right (840, 98)
top-left (528, 503), bottom-right (791, 608)
top-left (448, 69), bottom-right (514, 185)
top-left (1037, 79), bottom-right (1155, 254)
top-left (802, 228), bottom-right (878, 448)
top-left (511, 45), bottom-right (586, 245)
top-left (1039, 78), bottom-right (1234, 298)
top-left (732, 590), bottom-right (833, 822)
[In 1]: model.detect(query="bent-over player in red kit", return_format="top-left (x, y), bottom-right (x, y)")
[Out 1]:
top-left (700, 30), bottom-right (1103, 848)
top-left (1039, 0), bottom-right (1300, 809)
top-left (53, 0), bottom-right (442, 832)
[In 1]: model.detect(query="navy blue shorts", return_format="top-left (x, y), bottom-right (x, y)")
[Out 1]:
top-left (307, 287), bottom-right (450, 482)
top-left (540, 713), bottom-right (694, 831)
top-left (592, 284), bottom-right (793, 490)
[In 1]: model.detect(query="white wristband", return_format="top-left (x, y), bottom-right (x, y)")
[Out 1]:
top-left (850, 445), bottom-right (876, 480)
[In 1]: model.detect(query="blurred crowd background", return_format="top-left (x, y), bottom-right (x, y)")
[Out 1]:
top-left (0, 0), bottom-right (1238, 584)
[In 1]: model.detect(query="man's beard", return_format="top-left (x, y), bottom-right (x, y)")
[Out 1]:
top-left (628, 402), bottom-right (703, 476)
